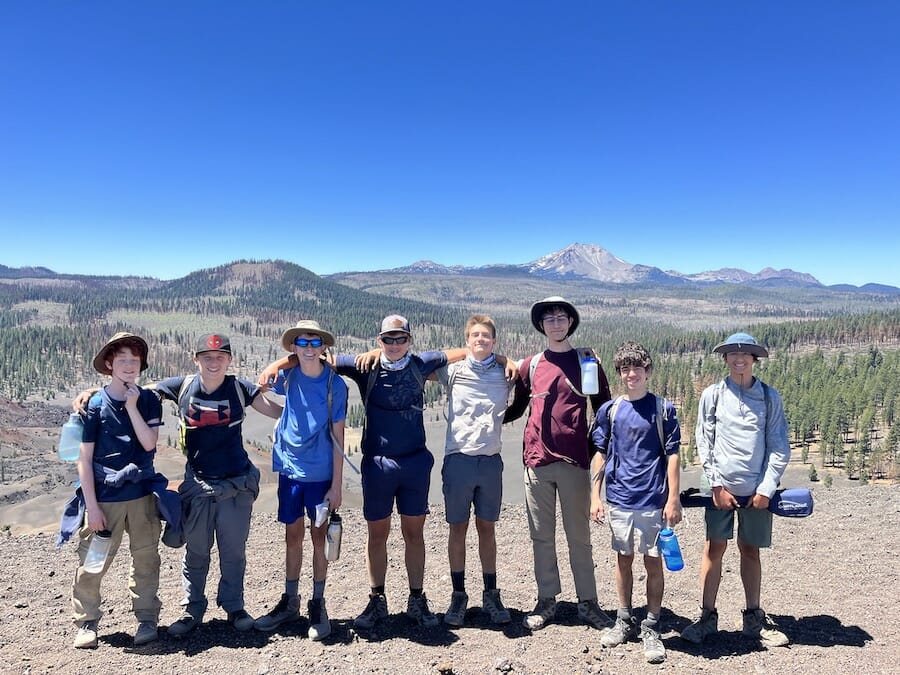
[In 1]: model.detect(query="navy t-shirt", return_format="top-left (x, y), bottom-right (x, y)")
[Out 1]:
top-left (83, 386), bottom-right (162, 502)
top-left (155, 374), bottom-right (260, 479)
top-left (336, 352), bottom-right (446, 457)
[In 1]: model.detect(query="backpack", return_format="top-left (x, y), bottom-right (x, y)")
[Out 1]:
top-left (174, 374), bottom-right (248, 454)
top-left (526, 347), bottom-right (596, 402)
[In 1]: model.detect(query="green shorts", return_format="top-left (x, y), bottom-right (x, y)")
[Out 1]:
top-left (704, 506), bottom-right (773, 548)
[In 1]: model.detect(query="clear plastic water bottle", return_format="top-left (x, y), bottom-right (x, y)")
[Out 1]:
top-left (58, 413), bottom-right (84, 462)
top-left (657, 527), bottom-right (684, 571)
top-left (581, 354), bottom-right (600, 395)
top-left (83, 530), bottom-right (112, 573)
top-left (324, 512), bottom-right (342, 561)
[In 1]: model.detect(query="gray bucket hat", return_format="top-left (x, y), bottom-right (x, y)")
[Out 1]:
top-left (530, 296), bottom-right (580, 337)
top-left (281, 320), bottom-right (336, 351)
top-left (713, 332), bottom-right (769, 358)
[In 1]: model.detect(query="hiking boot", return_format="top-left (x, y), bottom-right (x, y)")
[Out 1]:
top-left (406, 593), bottom-right (440, 627)
top-left (133, 620), bottom-right (158, 646)
top-left (73, 620), bottom-right (99, 649)
top-left (307, 598), bottom-right (331, 641)
top-left (640, 620), bottom-right (667, 664)
top-left (577, 599), bottom-right (611, 629)
top-left (254, 594), bottom-right (301, 631)
top-left (680, 608), bottom-right (718, 644)
top-left (443, 591), bottom-right (469, 627)
top-left (167, 612), bottom-right (201, 637)
top-left (523, 597), bottom-right (557, 631)
top-left (354, 593), bottom-right (388, 629)
top-left (600, 615), bottom-right (638, 647)
top-left (228, 609), bottom-right (255, 632)
top-left (742, 608), bottom-right (789, 647)
top-left (481, 589), bottom-right (511, 625)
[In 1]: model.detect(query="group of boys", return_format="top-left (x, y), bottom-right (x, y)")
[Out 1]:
top-left (64, 296), bottom-right (791, 666)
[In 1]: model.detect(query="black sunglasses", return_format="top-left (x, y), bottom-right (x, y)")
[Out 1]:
top-left (294, 338), bottom-right (324, 348)
top-left (380, 335), bottom-right (409, 345)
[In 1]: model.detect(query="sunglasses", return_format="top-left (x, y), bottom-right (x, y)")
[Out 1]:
top-left (380, 335), bottom-right (409, 345)
top-left (294, 338), bottom-right (324, 348)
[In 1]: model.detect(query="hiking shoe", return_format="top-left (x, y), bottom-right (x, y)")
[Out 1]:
top-left (228, 609), bottom-right (255, 632)
top-left (641, 621), bottom-right (667, 664)
top-left (354, 593), bottom-right (388, 629)
top-left (680, 608), bottom-right (718, 644)
top-left (133, 620), bottom-right (158, 646)
top-left (307, 598), bottom-right (331, 641)
top-left (167, 612), bottom-right (200, 637)
top-left (742, 608), bottom-right (789, 647)
top-left (482, 589), bottom-right (511, 625)
top-left (73, 620), bottom-right (99, 649)
top-left (406, 593), bottom-right (440, 627)
top-left (444, 591), bottom-right (469, 627)
top-left (523, 597), bottom-right (557, 631)
top-left (600, 615), bottom-right (638, 647)
top-left (254, 594), bottom-right (301, 631)
top-left (577, 599), bottom-right (611, 629)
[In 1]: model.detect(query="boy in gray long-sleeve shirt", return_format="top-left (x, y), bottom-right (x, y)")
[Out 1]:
top-left (681, 332), bottom-right (791, 649)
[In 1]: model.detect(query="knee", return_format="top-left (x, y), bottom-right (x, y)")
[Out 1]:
top-left (705, 540), bottom-right (728, 561)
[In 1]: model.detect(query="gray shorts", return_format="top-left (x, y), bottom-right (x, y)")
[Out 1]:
top-left (606, 504), bottom-right (663, 556)
top-left (441, 453), bottom-right (503, 524)
top-left (705, 506), bottom-right (773, 548)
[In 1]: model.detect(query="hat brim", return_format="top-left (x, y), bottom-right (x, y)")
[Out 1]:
top-left (713, 342), bottom-right (769, 358)
top-left (281, 328), bottom-right (336, 351)
top-left (530, 299), bottom-right (580, 337)
top-left (92, 333), bottom-right (150, 375)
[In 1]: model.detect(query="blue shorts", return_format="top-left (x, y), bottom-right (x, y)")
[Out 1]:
top-left (277, 474), bottom-right (331, 525)
top-left (361, 449), bottom-right (433, 521)
top-left (442, 453), bottom-right (503, 524)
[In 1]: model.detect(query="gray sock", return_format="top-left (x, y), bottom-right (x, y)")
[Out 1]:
top-left (312, 579), bottom-right (326, 600)
top-left (285, 578), bottom-right (299, 598)
top-left (617, 608), bottom-right (633, 621)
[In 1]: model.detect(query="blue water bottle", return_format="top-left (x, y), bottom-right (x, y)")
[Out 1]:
top-left (58, 413), bottom-right (83, 462)
top-left (657, 527), bottom-right (684, 571)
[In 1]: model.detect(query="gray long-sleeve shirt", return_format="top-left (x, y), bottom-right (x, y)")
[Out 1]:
top-left (695, 376), bottom-right (790, 498)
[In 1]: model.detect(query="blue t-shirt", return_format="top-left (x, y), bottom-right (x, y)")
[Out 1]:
top-left (155, 374), bottom-right (260, 479)
top-left (591, 393), bottom-right (681, 510)
top-left (82, 386), bottom-right (162, 503)
top-left (272, 365), bottom-right (348, 482)
top-left (336, 351), bottom-right (446, 457)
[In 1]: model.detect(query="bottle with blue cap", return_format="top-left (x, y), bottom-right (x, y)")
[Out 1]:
top-left (657, 527), bottom-right (684, 571)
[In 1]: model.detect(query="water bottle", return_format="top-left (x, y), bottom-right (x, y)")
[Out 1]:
top-left (324, 511), bottom-right (342, 561)
top-left (657, 527), bottom-right (684, 572)
top-left (580, 354), bottom-right (600, 395)
top-left (83, 530), bottom-right (112, 573)
top-left (58, 413), bottom-right (84, 462)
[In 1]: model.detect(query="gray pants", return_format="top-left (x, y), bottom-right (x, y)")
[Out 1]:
top-left (179, 466), bottom-right (258, 617)
top-left (523, 462), bottom-right (597, 601)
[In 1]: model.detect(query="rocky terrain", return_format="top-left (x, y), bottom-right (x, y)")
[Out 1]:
top-left (0, 401), bottom-right (898, 674)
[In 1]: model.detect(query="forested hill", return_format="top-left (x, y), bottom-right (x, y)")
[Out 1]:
top-left (2, 259), bottom-right (900, 483)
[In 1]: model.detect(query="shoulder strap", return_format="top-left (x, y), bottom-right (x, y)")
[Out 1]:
top-left (655, 393), bottom-right (666, 457)
top-left (176, 374), bottom-right (197, 409)
top-left (528, 352), bottom-right (543, 389)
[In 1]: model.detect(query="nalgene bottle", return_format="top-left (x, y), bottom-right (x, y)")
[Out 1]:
top-left (657, 527), bottom-right (684, 572)
top-left (324, 511), bottom-right (342, 561)
top-left (58, 413), bottom-right (84, 462)
top-left (580, 355), bottom-right (600, 395)
top-left (83, 530), bottom-right (112, 573)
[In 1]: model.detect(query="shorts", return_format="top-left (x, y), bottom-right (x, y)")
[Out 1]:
top-left (277, 474), bottom-right (331, 525)
top-left (606, 504), bottom-right (663, 556)
top-left (442, 453), bottom-right (503, 524)
top-left (361, 449), bottom-right (434, 521)
top-left (705, 505), bottom-right (773, 548)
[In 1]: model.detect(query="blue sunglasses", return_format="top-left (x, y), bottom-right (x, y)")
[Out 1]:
top-left (294, 337), bottom-right (324, 348)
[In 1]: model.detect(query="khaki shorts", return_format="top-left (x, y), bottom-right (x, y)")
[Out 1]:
top-left (705, 506), bottom-right (773, 548)
top-left (606, 504), bottom-right (663, 556)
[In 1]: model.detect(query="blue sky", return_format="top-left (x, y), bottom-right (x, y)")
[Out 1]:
top-left (2, 2), bottom-right (898, 286)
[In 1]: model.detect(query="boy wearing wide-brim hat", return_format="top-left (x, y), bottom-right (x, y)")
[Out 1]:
top-left (681, 332), bottom-right (791, 648)
top-left (71, 332), bottom-right (164, 649)
top-left (505, 296), bottom-right (612, 632)
top-left (255, 320), bottom-right (348, 641)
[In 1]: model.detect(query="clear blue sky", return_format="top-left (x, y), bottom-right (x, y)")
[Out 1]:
top-left (2, 2), bottom-right (898, 286)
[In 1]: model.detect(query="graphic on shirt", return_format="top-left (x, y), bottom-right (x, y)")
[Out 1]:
top-left (186, 397), bottom-right (234, 428)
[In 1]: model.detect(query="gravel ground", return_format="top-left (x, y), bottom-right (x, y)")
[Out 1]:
top-left (1, 466), bottom-right (898, 674)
